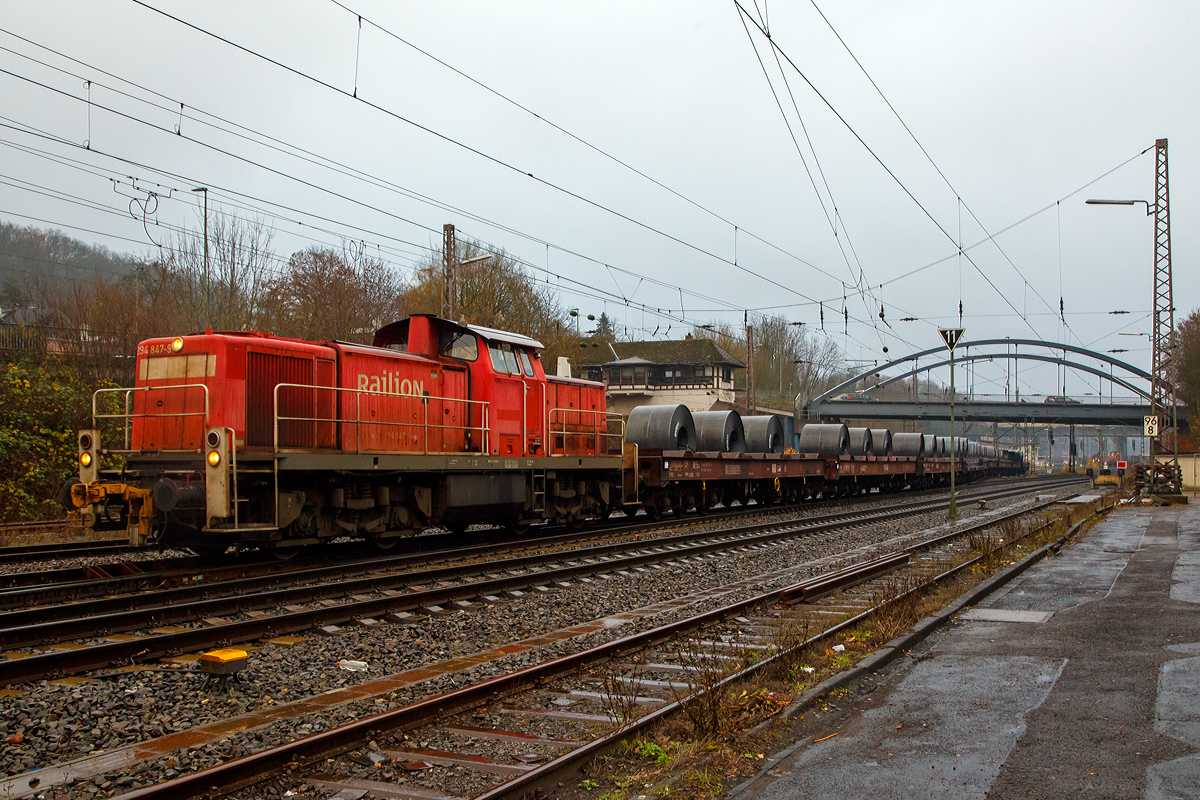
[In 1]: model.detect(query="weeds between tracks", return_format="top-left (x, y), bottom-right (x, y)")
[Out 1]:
top-left (569, 498), bottom-right (1102, 800)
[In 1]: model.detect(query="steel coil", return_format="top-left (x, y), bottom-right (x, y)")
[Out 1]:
top-left (922, 434), bottom-right (938, 456)
top-left (742, 415), bottom-right (786, 453)
top-left (870, 428), bottom-right (893, 456)
top-left (626, 405), bottom-right (696, 451)
top-left (692, 410), bottom-right (747, 453)
top-left (797, 423), bottom-right (850, 456)
top-left (847, 427), bottom-right (873, 456)
top-left (892, 432), bottom-right (924, 457)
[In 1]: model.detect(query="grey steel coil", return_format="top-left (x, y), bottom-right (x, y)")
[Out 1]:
top-left (742, 415), bottom-right (786, 453)
top-left (892, 432), bottom-right (925, 457)
top-left (847, 427), bottom-right (874, 456)
top-left (797, 423), bottom-right (850, 456)
top-left (870, 428), bottom-right (893, 456)
top-left (692, 410), bottom-right (747, 453)
top-left (626, 405), bottom-right (696, 451)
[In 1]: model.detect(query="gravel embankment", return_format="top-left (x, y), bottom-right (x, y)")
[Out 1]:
top-left (0, 482), bottom-right (1073, 797)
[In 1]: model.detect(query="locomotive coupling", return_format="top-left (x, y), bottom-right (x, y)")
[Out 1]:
top-left (69, 482), bottom-right (156, 546)
top-left (152, 477), bottom-right (205, 512)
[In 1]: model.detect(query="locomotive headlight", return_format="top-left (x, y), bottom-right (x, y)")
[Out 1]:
top-left (171, 337), bottom-right (184, 352)
top-left (79, 452), bottom-right (93, 467)
top-left (207, 450), bottom-right (221, 467)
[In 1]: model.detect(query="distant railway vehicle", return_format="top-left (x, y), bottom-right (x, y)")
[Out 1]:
top-left (64, 315), bottom-right (1025, 557)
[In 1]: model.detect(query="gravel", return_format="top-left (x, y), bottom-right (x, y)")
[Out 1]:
top-left (0, 479), bottom-right (1078, 798)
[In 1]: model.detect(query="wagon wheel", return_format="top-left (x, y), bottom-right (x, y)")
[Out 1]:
top-left (190, 544), bottom-right (228, 561)
top-left (370, 534), bottom-right (399, 550)
top-left (268, 543), bottom-right (302, 561)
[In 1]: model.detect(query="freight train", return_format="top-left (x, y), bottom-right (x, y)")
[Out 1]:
top-left (64, 314), bottom-right (1025, 557)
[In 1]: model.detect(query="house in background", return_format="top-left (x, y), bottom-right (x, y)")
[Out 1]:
top-left (566, 334), bottom-right (744, 417)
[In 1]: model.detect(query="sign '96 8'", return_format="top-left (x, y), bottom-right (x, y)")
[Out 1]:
top-left (1144, 415), bottom-right (1159, 438)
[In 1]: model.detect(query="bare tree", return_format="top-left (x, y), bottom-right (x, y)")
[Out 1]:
top-left (260, 245), bottom-right (409, 342)
top-left (694, 317), bottom-right (844, 409)
top-left (153, 209), bottom-right (276, 332)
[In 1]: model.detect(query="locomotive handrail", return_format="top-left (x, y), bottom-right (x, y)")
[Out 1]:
top-left (272, 383), bottom-right (490, 455)
top-left (92, 384), bottom-right (211, 451)
top-left (546, 408), bottom-right (625, 457)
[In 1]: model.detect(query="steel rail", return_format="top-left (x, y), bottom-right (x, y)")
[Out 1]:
top-left (0, 473), bottom-right (1050, 595)
top-left (0, 479), bottom-right (1083, 684)
top-left (114, 486), bottom-right (1088, 800)
top-left (0, 478), bottom-right (1076, 626)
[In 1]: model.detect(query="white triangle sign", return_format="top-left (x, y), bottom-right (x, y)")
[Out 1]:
top-left (939, 327), bottom-right (965, 351)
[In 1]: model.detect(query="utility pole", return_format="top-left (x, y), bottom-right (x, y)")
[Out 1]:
top-left (191, 187), bottom-right (209, 329)
top-left (745, 315), bottom-right (756, 413)
top-left (442, 224), bottom-right (456, 320)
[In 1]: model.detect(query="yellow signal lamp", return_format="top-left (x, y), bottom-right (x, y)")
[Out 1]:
top-left (170, 337), bottom-right (184, 352)
top-left (207, 450), bottom-right (221, 467)
top-left (79, 452), bottom-right (93, 467)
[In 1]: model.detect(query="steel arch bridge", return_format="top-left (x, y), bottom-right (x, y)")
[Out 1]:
top-left (802, 338), bottom-right (1181, 428)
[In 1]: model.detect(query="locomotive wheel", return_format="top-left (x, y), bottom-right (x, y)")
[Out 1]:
top-left (370, 535), bottom-right (398, 550)
top-left (643, 503), bottom-right (663, 521)
top-left (566, 513), bottom-right (587, 531)
top-left (595, 504), bottom-right (613, 521)
top-left (507, 520), bottom-right (531, 535)
top-left (444, 521), bottom-right (470, 535)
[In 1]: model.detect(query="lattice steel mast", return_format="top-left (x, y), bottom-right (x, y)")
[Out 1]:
top-left (1151, 138), bottom-right (1178, 468)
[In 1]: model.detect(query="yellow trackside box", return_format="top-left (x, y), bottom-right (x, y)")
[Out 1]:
top-left (198, 648), bottom-right (248, 675)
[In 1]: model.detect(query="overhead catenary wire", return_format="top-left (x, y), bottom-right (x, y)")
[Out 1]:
top-left (735, 1), bottom-right (1047, 342)
top-left (324, 0), bottom-right (857, 292)
top-left (0, 34), bottom-right (888, 346)
top-left (126, 0), bottom-right (857, 318)
top-left (805, 0), bottom-right (1153, 350)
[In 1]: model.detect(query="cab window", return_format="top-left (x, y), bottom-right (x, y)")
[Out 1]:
top-left (441, 332), bottom-right (478, 361)
top-left (489, 343), bottom-right (508, 373)
top-left (502, 343), bottom-right (521, 375)
top-left (519, 349), bottom-right (535, 377)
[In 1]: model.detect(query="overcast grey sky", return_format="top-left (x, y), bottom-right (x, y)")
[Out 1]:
top-left (1, 0), bottom-right (1195, 400)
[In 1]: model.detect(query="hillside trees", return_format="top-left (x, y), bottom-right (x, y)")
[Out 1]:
top-left (1177, 308), bottom-right (1200, 437)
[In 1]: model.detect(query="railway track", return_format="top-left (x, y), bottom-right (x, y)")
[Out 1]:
top-left (0, 533), bottom-right (129, 566)
top-left (0, 476), bottom-right (1085, 687)
top-left (0, 475), bottom-right (1070, 601)
top-left (95, 477), bottom-right (1097, 800)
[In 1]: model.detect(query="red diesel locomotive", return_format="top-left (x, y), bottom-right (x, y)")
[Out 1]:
top-left (70, 314), bottom-right (624, 557)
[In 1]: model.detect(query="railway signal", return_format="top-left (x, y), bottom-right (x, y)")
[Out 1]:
top-left (940, 327), bottom-right (966, 520)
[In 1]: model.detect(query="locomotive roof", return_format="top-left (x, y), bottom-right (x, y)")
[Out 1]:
top-left (465, 323), bottom-right (544, 351)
